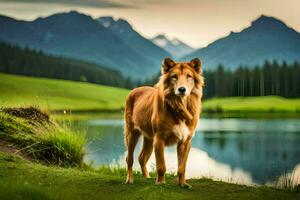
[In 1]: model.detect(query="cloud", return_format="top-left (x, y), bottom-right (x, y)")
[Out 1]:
top-left (0, 0), bottom-right (130, 8)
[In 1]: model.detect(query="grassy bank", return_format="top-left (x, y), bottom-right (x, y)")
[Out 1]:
top-left (0, 151), bottom-right (299, 200)
top-left (0, 73), bottom-right (128, 111)
top-left (1, 73), bottom-right (300, 115)
top-left (203, 96), bottom-right (300, 113)
top-left (0, 107), bottom-right (85, 166)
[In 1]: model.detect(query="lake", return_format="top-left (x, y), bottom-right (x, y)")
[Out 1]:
top-left (70, 117), bottom-right (300, 186)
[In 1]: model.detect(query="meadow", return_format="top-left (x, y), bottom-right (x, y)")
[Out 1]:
top-left (0, 73), bottom-right (128, 112)
top-left (203, 96), bottom-right (300, 113)
top-left (1, 73), bottom-right (300, 114)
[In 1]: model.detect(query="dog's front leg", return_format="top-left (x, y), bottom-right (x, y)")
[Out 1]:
top-left (154, 135), bottom-right (166, 184)
top-left (177, 139), bottom-right (192, 188)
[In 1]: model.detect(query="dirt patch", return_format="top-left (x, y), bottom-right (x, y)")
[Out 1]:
top-left (0, 140), bottom-right (33, 161)
top-left (2, 107), bottom-right (51, 124)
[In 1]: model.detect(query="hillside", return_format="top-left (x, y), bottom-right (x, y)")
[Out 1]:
top-left (0, 73), bottom-right (129, 111)
top-left (0, 41), bottom-right (128, 87)
top-left (183, 15), bottom-right (300, 70)
top-left (0, 11), bottom-right (168, 78)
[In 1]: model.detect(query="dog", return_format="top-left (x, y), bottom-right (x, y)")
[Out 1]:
top-left (124, 57), bottom-right (204, 187)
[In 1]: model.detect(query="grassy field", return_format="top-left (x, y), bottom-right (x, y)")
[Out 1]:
top-left (0, 151), bottom-right (299, 200)
top-left (203, 96), bottom-right (300, 113)
top-left (1, 73), bottom-right (300, 114)
top-left (0, 73), bottom-right (128, 112)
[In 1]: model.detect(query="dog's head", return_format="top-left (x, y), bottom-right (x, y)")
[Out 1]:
top-left (160, 57), bottom-right (204, 98)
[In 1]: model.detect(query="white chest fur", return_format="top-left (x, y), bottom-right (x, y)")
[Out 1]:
top-left (172, 121), bottom-right (190, 141)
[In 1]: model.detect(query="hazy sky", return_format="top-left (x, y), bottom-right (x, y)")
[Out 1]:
top-left (0, 0), bottom-right (299, 48)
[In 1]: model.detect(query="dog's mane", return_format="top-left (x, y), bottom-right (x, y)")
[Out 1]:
top-left (154, 69), bottom-right (204, 122)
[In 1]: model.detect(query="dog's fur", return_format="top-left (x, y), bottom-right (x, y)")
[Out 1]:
top-left (124, 57), bottom-right (204, 187)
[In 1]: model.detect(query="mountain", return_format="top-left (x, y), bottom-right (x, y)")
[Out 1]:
top-left (183, 15), bottom-right (300, 70)
top-left (0, 11), bottom-right (169, 79)
top-left (151, 34), bottom-right (194, 58)
top-left (97, 16), bottom-right (171, 73)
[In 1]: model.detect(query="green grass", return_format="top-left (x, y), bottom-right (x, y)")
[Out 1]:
top-left (0, 107), bottom-right (85, 166)
top-left (0, 73), bottom-right (129, 111)
top-left (202, 96), bottom-right (300, 113)
top-left (0, 151), bottom-right (299, 200)
top-left (1, 73), bottom-right (300, 114)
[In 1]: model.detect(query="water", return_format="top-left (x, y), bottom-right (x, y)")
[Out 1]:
top-left (74, 117), bottom-right (300, 186)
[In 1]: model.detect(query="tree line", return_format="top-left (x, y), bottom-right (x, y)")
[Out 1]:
top-left (141, 61), bottom-right (300, 99)
top-left (0, 42), bottom-right (130, 88)
top-left (204, 61), bottom-right (300, 98)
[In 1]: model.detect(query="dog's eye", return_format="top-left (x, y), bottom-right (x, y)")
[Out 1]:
top-left (187, 74), bottom-right (193, 79)
top-left (171, 75), bottom-right (178, 80)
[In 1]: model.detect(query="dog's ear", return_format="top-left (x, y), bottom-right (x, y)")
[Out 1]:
top-left (190, 58), bottom-right (202, 73)
top-left (162, 57), bottom-right (176, 73)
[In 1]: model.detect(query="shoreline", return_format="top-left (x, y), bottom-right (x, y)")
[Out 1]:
top-left (0, 107), bottom-right (299, 199)
top-left (51, 110), bottom-right (300, 120)
top-left (1, 151), bottom-right (299, 200)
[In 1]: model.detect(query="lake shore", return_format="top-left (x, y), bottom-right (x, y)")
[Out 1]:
top-left (1, 150), bottom-right (299, 200)
top-left (51, 111), bottom-right (300, 121)
top-left (0, 107), bottom-right (300, 200)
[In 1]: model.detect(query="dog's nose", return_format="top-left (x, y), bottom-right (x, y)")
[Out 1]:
top-left (178, 87), bottom-right (186, 94)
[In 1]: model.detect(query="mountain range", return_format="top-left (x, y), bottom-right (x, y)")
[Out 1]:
top-left (182, 15), bottom-right (300, 70)
top-left (151, 34), bottom-right (195, 58)
top-left (97, 16), bottom-right (172, 77)
top-left (0, 12), bottom-right (300, 77)
top-left (0, 11), bottom-right (170, 78)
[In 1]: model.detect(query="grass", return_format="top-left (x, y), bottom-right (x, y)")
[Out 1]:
top-left (276, 170), bottom-right (300, 192)
top-left (1, 73), bottom-right (300, 115)
top-left (0, 73), bottom-right (129, 112)
top-left (0, 107), bottom-right (85, 167)
top-left (0, 151), bottom-right (299, 200)
top-left (202, 96), bottom-right (300, 113)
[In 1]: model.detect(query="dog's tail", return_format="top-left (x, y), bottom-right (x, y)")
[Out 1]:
top-left (124, 94), bottom-right (134, 148)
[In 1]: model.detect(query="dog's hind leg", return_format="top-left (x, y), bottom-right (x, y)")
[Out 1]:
top-left (138, 137), bottom-right (153, 178)
top-left (124, 95), bottom-right (140, 183)
top-left (125, 129), bottom-right (140, 184)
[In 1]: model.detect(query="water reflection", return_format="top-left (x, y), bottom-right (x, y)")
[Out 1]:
top-left (271, 164), bottom-right (300, 187)
top-left (80, 118), bottom-right (300, 186)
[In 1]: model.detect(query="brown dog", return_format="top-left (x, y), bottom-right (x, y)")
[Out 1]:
top-left (124, 57), bottom-right (204, 187)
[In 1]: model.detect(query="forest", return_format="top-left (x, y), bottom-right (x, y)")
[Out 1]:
top-left (203, 62), bottom-right (300, 98)
top-left (0, 42), bottom-right (130, 88)
top-left (144, 61), bottom-right (300, 99)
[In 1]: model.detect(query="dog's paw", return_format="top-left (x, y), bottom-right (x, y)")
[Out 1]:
top-left (125, 178), bottom-right (134, 184)
top-left (179, 183), bottom-right (192, 189)
top-left (143, 173), bottom-right (150, 179)
top-left (155, 180), bottom-right (166, 185)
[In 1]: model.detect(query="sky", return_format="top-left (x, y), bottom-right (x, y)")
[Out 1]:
top-left (0, 0), bottom-right (299, 48)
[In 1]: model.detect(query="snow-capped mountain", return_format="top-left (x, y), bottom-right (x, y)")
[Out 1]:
top-left (151, 34), bottom-right (195, 58)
